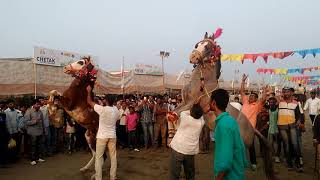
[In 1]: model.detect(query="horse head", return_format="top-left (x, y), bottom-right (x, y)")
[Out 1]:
top-left (189, 31), bottom-right (222, 66)
top-left (63, 56), bottom-right (98, 83)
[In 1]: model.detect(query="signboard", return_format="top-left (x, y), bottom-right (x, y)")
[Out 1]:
top-left (134, 64), bottom-right (163, 76)
top-left (33, 46), bottom-right (92, 66)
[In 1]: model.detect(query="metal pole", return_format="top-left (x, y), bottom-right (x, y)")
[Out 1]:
top-left (33, 63), bottom-right (37, 99)
top-left (162, 55), bottom-right (165, 92)
top-left (122, 56), bottom-right (125, 100)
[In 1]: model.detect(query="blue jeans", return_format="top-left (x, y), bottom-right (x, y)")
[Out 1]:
top-left (141, 122), bottom-right (153, 147)
top-left (128, 130), bottom-right (137, 149)
top-left (279, 124), bottom-right (301, 167)
top-left (30, 135), bottom-right (44, 161)
top-left (170, 149), bottom-right (195, 180)
top-left (44, 127), bottom-right (51, 154)
top-left (49, 126), bottom-right (63, 153)
top-left (296, 128), bottom-right (303, 157)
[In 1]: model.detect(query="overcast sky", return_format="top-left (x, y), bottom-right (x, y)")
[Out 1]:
top-left (0, 0), bottom-right (319, 82)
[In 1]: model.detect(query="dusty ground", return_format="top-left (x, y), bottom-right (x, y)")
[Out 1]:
top-left (0, 118), bottom-right (318, 180)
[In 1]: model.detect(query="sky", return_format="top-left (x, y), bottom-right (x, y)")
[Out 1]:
top-left (0, 0), bottom-right (319, 83)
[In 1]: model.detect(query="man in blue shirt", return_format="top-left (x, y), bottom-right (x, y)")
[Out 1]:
top-left (209, 89), bottom-right (248, 180)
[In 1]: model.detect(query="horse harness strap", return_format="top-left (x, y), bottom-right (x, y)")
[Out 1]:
top-left (194, 67), bottom-right (218, 103)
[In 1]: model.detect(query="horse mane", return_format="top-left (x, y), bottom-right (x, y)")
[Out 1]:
top-left (215, 57), bottom-right (221, 79)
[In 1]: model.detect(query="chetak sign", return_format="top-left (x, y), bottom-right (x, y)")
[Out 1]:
top-left (33, 47), bottom-right (89, 66)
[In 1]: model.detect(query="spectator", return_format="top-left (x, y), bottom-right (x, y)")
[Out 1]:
top-left (294, 92), bottom-right (305, 168)
top-left (278, 87), bottom-right (303, 172)
top-left (65, 115), bottom-right (76, 154)
top-left (138, 96), bottom-right (154, 149)
top-left (267, 97), bottom-right (280, 163)
top-left (230, 96), bottom-right (242, 111)
top-left (313, 114), bottom-right (320, 168)
top-left (48, 98), bottom-right (65, 153)
top-left (118, 101), bottom-right (129, 148)
top-left (210, 89), bottom-right (248, 180)
top-left (304, 91), bottom-right (320, 125)
top-left (39, 98), bottom-right (51, 156)
top-left (240, 74), bottom-right (268, 171)
top-left (154, 96), bottom-right (168, 148)
top-left (25, 99), bottom-right (45, 166)
top-left (296, 84), bottom-right (305, 95)
top-left (18, 104), bottom-right (29, 157)
top-left (126, 106), bottom-right (140, 152)
top-left (169, 103), bottom-right (205, 180)
top-left (0, 100), bottom-right (9, 167)
top-left (5, 99), bottom-right (22, 162)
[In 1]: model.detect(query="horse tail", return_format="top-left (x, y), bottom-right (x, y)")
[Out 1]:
top-left (254, 129), bottom-right (277, 180)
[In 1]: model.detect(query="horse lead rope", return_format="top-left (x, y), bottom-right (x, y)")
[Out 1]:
top-left (196, 67), bottom-right (218, 103)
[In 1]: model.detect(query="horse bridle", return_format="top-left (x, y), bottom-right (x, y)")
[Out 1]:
top-left (193, 38), bottom-right (218, 65)
top-left (68, 59), bottom-right (97, 81)
top-left (193, 39), bottom-right (221, 103)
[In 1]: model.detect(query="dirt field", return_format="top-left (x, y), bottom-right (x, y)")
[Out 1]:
top-left (0, 119), bottom-right (317, 180)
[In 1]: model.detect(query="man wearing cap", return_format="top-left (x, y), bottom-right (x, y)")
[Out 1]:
top-left (240, 74), bottom-right (268, 170)
top-left (278, 87), bottom-right (303, 171)
top-left (304, 91), bottom-right (320, 125)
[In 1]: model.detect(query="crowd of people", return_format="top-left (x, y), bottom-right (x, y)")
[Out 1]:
top-left (228, 74), bottom-right (320, 174)
top-left (0, 97), bottom-right (89, 167)
top-left (0, 93), bottom-right (183, 168)
top-left (2, 77), bottom-right (320, 179)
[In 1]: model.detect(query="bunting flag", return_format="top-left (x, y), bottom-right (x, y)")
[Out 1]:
top-left (256, 66), bottom-right (320, 75)
top-left (295, 48), bottom-right (320, 58)
top-left (221, 48), bottom-right (320, 63)
top-left (285, 78), bottom-right (320, 86)
top-left (283, 75), bottom-right (320, 82)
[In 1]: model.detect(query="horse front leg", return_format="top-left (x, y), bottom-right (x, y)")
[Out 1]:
top-left (80, 131), bottom-right (96, 172)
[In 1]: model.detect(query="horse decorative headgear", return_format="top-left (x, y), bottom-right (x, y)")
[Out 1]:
top-left (189, 28), bottom-right (223, 93)
top-left (63, 56), bottom-right (98, 82)
top-left (189, 28), bottom-right (222, 66)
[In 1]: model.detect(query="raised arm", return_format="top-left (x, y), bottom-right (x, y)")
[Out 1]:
top-left (240, 74), bottom-right (248, 97)
top-left (260, 85), bottom-right (272, 103)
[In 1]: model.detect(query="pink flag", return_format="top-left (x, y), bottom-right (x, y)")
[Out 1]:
top-left (213, 28), bottom-right (223, 39)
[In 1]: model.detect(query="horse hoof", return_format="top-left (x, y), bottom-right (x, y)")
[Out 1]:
top-left (90, 174), bottom-right (96, 180)
top-left (80, 167), bottom-right (89, 172)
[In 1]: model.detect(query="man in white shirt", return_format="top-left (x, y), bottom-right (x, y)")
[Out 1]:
top-left (169, 103), bottom-right (205, 180)
top-left (304, 91), bottom-right (320, 124)
top-left (118, 101), bottom-right (129, 148)
top-left (86, 86), bottom-right (120, 180)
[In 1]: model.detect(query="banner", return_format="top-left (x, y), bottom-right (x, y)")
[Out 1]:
top-left (33, 46), bottom-right (91, 66)
top-left (134, 64), bottom-right (163, 76)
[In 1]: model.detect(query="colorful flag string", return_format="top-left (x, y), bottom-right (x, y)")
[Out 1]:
top-left (256, 66), bottom-right (320, 75)
top-left (283, 75), bottom-right (320, 81)
top-left (221, 48), bottom-right (320, 63)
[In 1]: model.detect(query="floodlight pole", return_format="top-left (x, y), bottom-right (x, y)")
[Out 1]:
top-left (160, 51), bottom-right (169, 93)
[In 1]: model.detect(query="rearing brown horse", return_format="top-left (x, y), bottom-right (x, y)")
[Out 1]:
top-left (49, 56), bottom-right (99, 172)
